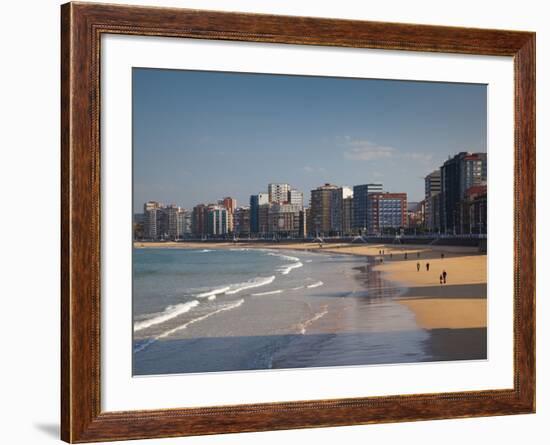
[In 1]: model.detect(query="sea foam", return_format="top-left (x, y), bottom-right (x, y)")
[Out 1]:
top-left (297, 305), bottom-right (329, 335)
top-left (134, 299), bottom-right (245, 353)
top-left (225, 275), bottom-right (276, 294)
top-left (196, 286), bottom-right (231, 298)
top-left (267, 252), bottom-right (300, 262)
top-left (278, 262), bottom-right (303, 275)
top-left (252, 289), bottom-right (283, 296)
top-left (307, 281), bottom-right (324, 289)
top-left (134, 300), bottom-right (199, 332)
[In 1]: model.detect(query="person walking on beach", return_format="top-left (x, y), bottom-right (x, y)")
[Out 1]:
top-left (440, 274), bottom-right (443, 285)
top-left (404, 252), bottom-right (408, 260)
top-left (442, 270), bottom-right (447, 284)
top-left (417, 262), bottom-right (420, 272)
top-left (426, 262), bottom-right (430, 271)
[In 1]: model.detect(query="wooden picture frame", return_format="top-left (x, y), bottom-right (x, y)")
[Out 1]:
top-left (61, 2), bottom-right (535, 442)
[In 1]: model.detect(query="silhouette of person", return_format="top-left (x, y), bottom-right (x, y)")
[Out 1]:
top-left (417, 262), bottom-right (420, 271)
top-left (440, 274), bottom-right (443, 284)
top-left (404, 253), bottom-right (408, 260)
top-left (442, 270), bottom-right (447, 284)
top-left (426, 262), bottom-right (430, 271)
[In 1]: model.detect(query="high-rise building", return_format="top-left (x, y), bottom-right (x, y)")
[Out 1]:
top-left (406, 201), bottom-right (425, 229)
top-left (222, 197), bottom-right (237, 213)
top-left (430, 193), bottom-right (442, 233)
top-left (182, 212), bottom-right (192, 235)
top-left (268, 203), bottom-right (302, 237)
top-left (342, 197), bottom-right (354, 236)
top-left (460, 185), bottom-right (487, 234)
top-left (143, 201), bottom-right (162, 239)
top-left (299, 208), bottom-right (308, 238)
top-left (441, 152), bottom-right (487, 234)
top-left (249, 193), bottom-right (269, 234)
top-left (367, 193), bottom-right (407, 233)
top-left (207, 205), bottom-right (228, 236)
top-left (424, 170), bottom-right (441, 231)
top-left (309, 183), bottom-right (340, 236)
top-left (234, 207), bottom-right (251, 236)
top-left (352, 183), bottom-right (383, 233)
top-left (192, 204), bottom-right (208, 237)
top-left (165, 204), bottom-right (185, 240)
top-left (133, 213), bottom-right (145, 240)
top-left (329, 188), bottom-right (343, 234)
top-left (268, 183), bottom-right (291, 204)
top-left (288, 189), bottom-right (304, 208)
top-left (258, 204), bottom-right (270, 235)
top-left (221, 197), bottom-right (237, 233)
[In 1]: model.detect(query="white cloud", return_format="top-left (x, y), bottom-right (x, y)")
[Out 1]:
top-left (343, 139), bottom-right (396, 161)
top-left (342, 138), bottom-right (432, 164)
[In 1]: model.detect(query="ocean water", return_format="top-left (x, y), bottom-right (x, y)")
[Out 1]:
top-left (133, 247), bottom-right (431, 375)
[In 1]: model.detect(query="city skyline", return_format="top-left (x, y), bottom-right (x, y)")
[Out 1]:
top-left (135, 147), bottom-right (487, 241)
top-left (133, 68), bottom-right (487, 212)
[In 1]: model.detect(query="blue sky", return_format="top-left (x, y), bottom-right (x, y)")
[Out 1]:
top-left (133, 68), bottom-right (486, 212)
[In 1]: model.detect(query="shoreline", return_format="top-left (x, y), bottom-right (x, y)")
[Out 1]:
top-left (133, 243), bottom-right (487, 374)
top-left (135, 240), bottom-right (487, 332)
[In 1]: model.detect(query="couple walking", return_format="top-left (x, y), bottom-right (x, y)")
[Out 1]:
top-left (416, 262), bottom-right (430, 272)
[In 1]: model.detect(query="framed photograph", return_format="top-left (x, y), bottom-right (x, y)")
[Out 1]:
top-left (61, 2), bottom-right (535, 442)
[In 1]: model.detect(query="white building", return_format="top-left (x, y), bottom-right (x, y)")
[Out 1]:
top-left (268, 183), bottom-right (291, 204)
top-left (288, 189), bottom-right (304, 208)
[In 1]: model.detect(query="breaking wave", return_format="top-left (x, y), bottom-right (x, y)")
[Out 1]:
top-left (134, 299), bottom-right (245, 353)
top-left (225, 275), bottom-right (276, 294)
top-left (307, 281), bottom-right (324, 289)
top-left (134, 300), bottom-right (200, 332)
top-left (252, 289), bottom-right (283, 296)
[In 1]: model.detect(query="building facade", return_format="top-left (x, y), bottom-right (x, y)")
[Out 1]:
top-left (192, 203), bottom-right (208, 237)
top-left (206, 206), bottom-right (228, 236)
top-left (143, 201), bottom-right (162, 239)
top-left (352, 183), bottom-right (383, 233)
top-left (268, 183), bottom-right (291, 204)
top-left (460, 185), bottom-right (487, 234)
top-left (288, 189), bottom-right (304, 208)
top-left (309, 183), bottom-right (340, 236)
top-left (234, 207), bottom-right (251, 236)
top-left (366, 193), bottom-right (407, 233)
top-left (221, 197), bottom-right (237, 233)
top-left (342, 196), bottom-right (354, 236)
top-left (249, 193), bottom-right (269, 234)
top-left (165, 204), bottom-right (185, 240)
top-left (268, 203), bottom-right (302, 237)
top-left (424, 170), bottom-right (441, 231)
top-left (441, 152), bottom-right (487, 234)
